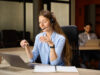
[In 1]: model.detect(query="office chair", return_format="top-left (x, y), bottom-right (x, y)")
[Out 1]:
top-left (61, 25), bottom-right (80, 67)
top-left (1, 30), bottom-right (19, 48)
top-left (17, 31), bottom-right (33, 46)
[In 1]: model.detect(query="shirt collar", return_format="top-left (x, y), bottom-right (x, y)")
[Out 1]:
top-left (51, 31), bottom-right (56, 39)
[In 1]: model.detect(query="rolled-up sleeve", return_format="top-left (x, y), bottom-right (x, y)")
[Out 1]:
top-left (30, 36), bottom-right (39, 63)
top-left (50, 37), bottom-right (66, 65)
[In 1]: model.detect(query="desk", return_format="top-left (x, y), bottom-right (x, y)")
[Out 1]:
top-left (0, 47), bottom-right (33, 63)
top-left (79, 46), bottom-right (100, 69)
top-left (0, 47), bottom-right (100, 75)
top-left (0, 66), bottom-right (79, 75)
top-left (79, 46), bottom-right (100, 50)
top-left (0, 56), bottom-right (1, 64)
top-left (0, 65), bottom-right (100, 75)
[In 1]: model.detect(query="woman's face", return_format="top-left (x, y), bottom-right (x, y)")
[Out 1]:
top-left (39, 16), bottom-right (52, 32)
top-left (84, 25), bottom-right (91, 33)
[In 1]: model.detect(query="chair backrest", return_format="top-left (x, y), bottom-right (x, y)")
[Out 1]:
top-left (17, 31), bottom-right (31, 41)
top-left (61, 25), bottom-right (80, 67)
top-left (1, 30), bottom-right (18, 47)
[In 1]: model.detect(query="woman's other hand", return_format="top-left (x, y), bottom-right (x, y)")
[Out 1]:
top-left (20, 40), bottom-right (29, 48)
top-left (40, 36), bottom-right (53, 46)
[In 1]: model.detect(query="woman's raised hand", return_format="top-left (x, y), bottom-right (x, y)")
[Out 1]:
top-left (20, 40), bottom-right (29, 48)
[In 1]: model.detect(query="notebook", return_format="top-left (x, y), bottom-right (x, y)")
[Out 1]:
top-left (85, 39), bottom-right (100, 47)
top-left (33, 65), bottom-right (78, 72)
top-left (0, 53), bottom-right (34, 69)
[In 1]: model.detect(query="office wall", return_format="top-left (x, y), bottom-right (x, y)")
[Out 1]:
top-left (51, 3), bottom-right (69, 26)
top-left (52, 0), bottom-right (75, 25)
top-left (0, 1), bottom-right (34, 39)
top-left (0, 1), bottom-right (75, 40)
top-left (71, 0), bottom-right (75, 25)
top-left (0, 1), bottom-right (23, 30)
top-left (26, 3), bottom-right (33, 40)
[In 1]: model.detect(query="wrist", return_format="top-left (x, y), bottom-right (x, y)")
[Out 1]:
top-left (50, 44), bottom-right (55, 48)
top-left (48, 41), bottom-right (53, 46)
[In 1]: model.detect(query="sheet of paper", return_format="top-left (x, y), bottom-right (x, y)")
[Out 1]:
top-left (33, 65), bottom-right (56, 72)
top-left (56, 66), bottom-right (78, 72)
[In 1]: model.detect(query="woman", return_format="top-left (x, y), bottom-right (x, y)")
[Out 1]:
top-left (20, 10), bottom-right (72, 66)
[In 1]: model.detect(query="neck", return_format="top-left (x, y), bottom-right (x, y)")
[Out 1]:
top-left (85, 31), bottom-right (89, 34)
top-left (46, 29), bottom-right (54, 38)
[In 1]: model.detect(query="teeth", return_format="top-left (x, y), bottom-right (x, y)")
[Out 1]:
top-left (42, 27), bottom-right (46, 30)
top-left (42, 28), bottom-right (45, 30)
top-left (43, 28), bottom-right (45, 30)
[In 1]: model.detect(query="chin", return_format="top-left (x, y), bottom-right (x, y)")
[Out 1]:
top-left (42, 30), bottom-right (47, 32)
top-left (43, 29), bottom-right (49, 32)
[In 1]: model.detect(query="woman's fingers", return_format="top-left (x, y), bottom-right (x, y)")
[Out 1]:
top-left (40, 36), bottom-right (46, 42)
top-left (20, 40), bottom-right (29, 48)
top-left (40, 36), bottom-right (50, 42)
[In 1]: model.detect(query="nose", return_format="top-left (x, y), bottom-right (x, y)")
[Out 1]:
top-left (39, 22), bottom-right (44, 27)
top-left (40, 22), bottom-right (44, 26)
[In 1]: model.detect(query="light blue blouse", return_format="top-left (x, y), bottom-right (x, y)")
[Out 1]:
top-left (30, 32), bottom-right (66, 66)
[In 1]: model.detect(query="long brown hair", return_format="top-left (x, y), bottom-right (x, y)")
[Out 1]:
top-left (39, 10), bottom-right (72, 66)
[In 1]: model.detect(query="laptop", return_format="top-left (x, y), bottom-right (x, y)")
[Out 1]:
top-left (85, 39), bottom-right (100, 47)
top-left (0, 53), bottom-right (34, 69)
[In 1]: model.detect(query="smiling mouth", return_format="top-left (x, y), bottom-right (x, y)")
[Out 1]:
top-left (42, 27), bottom-right (47, 30)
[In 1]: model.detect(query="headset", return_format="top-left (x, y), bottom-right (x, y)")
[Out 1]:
top-left (50, 16), bottom-right (55, 24)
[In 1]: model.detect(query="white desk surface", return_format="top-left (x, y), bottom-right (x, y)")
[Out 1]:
top-left (0, 47), bottom-right (100, 75)
top-left (0, 66), bottom-right (79, 75)
top-left (0, 65), bottom-right (100, 75)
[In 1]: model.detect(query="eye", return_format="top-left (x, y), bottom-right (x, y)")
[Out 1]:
top-left (43, 21), bottom-right (47, 23)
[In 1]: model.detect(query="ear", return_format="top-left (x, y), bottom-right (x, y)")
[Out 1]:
top-left (50, 18), bottom-right (54, 24)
